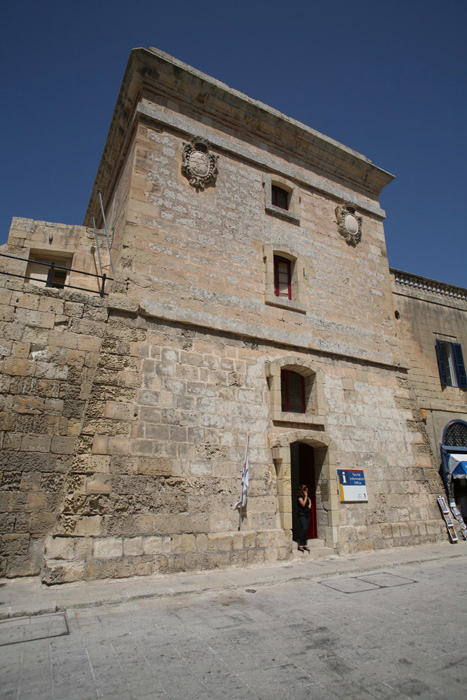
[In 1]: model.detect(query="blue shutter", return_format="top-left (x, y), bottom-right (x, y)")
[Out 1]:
top-left (436, 339), bottom-right (447, 385)
top-left (453, 343), bottom-right (467, 388)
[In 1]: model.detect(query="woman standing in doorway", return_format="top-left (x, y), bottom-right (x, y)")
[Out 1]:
top-left (297, 484), bottom-right (312, 552)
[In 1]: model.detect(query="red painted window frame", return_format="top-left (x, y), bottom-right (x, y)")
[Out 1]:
top-left (271, 185), bottom-right (289, 210)
top-left (274, 255), bottom-right (291, 300)
top-left (281, 370), bottom-right (306, 413)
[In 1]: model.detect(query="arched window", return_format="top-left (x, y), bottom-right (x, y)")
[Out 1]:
top-left (443, 421), bottom-right (467, 447)
top-left (281, 370), bottom-right (305, 413)
top-left (266, 356), bottom-right (324, 427)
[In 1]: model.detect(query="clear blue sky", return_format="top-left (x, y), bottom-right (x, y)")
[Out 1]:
top-left (1, 0), bottom-right (466, 286)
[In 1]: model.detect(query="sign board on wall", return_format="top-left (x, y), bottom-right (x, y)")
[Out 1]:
top-left (337, 469), bottom-right (368, 502)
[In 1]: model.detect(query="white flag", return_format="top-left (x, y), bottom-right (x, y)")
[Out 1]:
top-left (234, 437), bottom-right (249, 509)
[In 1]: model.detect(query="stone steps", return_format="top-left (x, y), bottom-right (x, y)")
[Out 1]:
top-left (290, 539), bottom-right (336, 561)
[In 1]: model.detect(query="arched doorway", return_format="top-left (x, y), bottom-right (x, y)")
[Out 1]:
top-left (291, 442), bottom-right (317, 541)
top-left (441, 420), bottom-right (467, 521)
top-left (271, 430), bottom-right (338, 550)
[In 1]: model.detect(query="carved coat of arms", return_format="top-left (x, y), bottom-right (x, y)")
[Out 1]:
top-left (335, 205), bottom-right (362, 246)
top-left (182, 137), bottom-right (218, 191)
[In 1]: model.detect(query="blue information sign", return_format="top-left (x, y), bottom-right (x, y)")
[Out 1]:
top-left (337, 469), bottom-right (368, 502)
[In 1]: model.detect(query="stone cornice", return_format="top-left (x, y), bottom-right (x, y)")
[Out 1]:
top-left (85, 47), bottom-right (394, 226)
top-left (391, 269), bottom-right (467, 307)
top-left (420, 402), bottom-right (467, 415)
top-left (108, 293), bottom-right (408, 374)
top-left (135, 102), bottom-right (387, 220)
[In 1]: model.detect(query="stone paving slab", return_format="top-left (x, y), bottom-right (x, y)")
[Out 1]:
top-left (0, 541), bottom-right (465, 619)
top-left (9, 555), bottom-right (459, 700)
top-left (319, 577), bottom-right (381, 593)
top-left (0, 613), bottom-right (68, 646)
top-left (357, 572), bottom-right (416, 588)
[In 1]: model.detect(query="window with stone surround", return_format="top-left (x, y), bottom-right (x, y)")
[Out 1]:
top-left (274, 255), bottom-right (292, 300)
top-left (436, 338), bottom-right (467, 388)
top-left (263, 173), bottom-right (300, 224)
top-left (264, 244), bottom-right (307, 314)
top-left (271, 185), bottom-right (289, 210)
top-left (26, 252), bottom-right (73, 289)
top-left (266, 356), bottom-right (324, 427)
top-left (281, 370), bottom-right (305, 413)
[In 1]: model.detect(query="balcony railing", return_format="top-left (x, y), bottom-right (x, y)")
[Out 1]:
top-left (0, 252), bottom-right (113, 298)
top-left (391, 268), bottom-right (467, 302)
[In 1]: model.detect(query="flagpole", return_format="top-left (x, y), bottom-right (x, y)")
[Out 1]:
top-left (234, 435), bottom-right (249, 525)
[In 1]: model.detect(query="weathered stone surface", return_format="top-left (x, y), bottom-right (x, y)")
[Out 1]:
top-left (93, 537), bottom-right (123, 559)
top-left (0, 48), bottom-right (455, 585)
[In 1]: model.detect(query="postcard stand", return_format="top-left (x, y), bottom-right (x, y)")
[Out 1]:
top-left (437, 496), bottom-right (458, 543)
top-left (449, 499), bottom-right (467, 540)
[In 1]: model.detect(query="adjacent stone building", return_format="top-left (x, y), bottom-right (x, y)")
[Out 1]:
top-left (1, 47), bottom-right (464, 583)
top-left (391, 270), bottom-right (467, 519)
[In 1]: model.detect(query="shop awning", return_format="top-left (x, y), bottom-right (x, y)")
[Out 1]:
top-left (447, 453), bottom-right (467, 479)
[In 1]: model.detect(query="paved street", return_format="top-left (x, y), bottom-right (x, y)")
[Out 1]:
top-left (1, 548), bottom-right (467, 699)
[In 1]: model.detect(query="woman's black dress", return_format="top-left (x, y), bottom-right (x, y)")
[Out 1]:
top-left (297, 496), bottom-right (311, 547)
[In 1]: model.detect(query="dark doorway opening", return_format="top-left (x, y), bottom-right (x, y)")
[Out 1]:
top-left (453, 479), bottom-right (467, 521)
top-left (291, 442), bottom-right (317, 541)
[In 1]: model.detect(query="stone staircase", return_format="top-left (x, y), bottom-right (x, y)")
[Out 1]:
top-left (290, 539), bottom-right (336, 561)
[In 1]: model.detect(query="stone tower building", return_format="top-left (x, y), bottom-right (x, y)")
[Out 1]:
top-left (0, 48), bottom-right (449, 583)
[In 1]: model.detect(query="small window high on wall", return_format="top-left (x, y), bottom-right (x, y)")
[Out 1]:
top-left (271, 185), bottom-right (289, 211)
top-left (26, 253), bottom-right (73, 289)
top-left (436, 339), bottom-right (467, 388)
top-left (281, 370), bottom-right (305, 413)
top-left (274, 256), bottom-right (292, 300)
top-left (263, 174), bottom-right (300, 224)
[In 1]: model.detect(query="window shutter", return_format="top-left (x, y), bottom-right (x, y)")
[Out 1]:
top-left (281, 370), bottom-right (305, 414)
top-left (274, 257), bottom-right (280, 297)
top-left (281, 371), bottom-right (288, 411)
top-left (436, 339), bottom-right (448, 385)
top-left (453, 343), bottom-right (467, 388)
top-left (274, 256), bottom-right (291, 299)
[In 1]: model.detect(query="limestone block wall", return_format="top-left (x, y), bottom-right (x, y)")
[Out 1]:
top-left (0, 270), bottom-right (446, 581)
top-left (43, 308), bottom-right (290, 583)
top-left (269, 352), bottom-right (445, 556)
top-left (0, 276), bottom-right (107, 577)
top-left (0, 48), bottom-right (450, 583)
top-left (392, 275), bottom-right (467, 453)
top-left (1, 218), bottom-right (110, 296)
top-left (108, 120), bottom-right (400, 368)
top-left (95, 138), bottom-right (137, 272)
top-left (42, 301), bottom-right (446, 583)
top-left (320, 363), bottom-right (444, 553)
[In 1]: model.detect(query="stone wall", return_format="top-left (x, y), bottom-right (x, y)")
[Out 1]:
top-left (111, 120), bottom-right (399, 368)
top-left (0, 48), bottom-right (452, 583)
top-left (43, 304), bottom-right (444, 583)
top-left (1, 218), bottom-right (110, 296)
top-left (392, 272), bottom-right (467, 454)
top-left (0, 262), bottom-right (447, 583)
top-left (42, 307), bottom-right (290, 583)
top-left (0, 275), bottom-right (107, 577)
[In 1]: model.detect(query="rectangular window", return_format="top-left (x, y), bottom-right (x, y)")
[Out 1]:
top-left (281, 370), bottom-right (306, 413)
top-left (274, 256), bottom-right (291, 299)
top-left (436, 340), bottom-right (467, 388)
top-left (26, 254), bottom-right (72, 289)
top-left (271, 185), bottom-right (289, 210)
